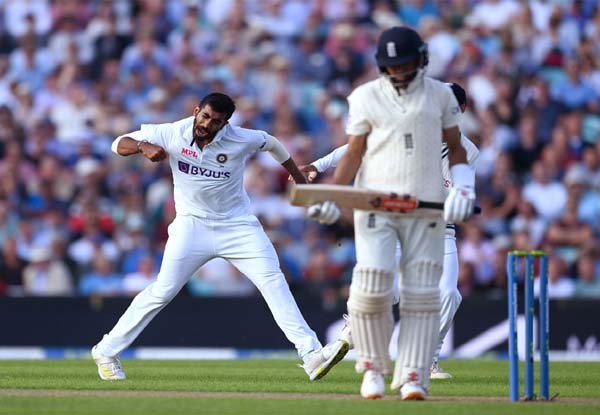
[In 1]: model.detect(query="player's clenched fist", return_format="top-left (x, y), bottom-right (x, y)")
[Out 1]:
top-left (299, 165), bottom-right (319, 182)
top-left (139, 141), bottom-right (167, 162)
top-left (443, 186), bottom-right (475, 223)
top-left (307, 201), bottom-right (340, 224)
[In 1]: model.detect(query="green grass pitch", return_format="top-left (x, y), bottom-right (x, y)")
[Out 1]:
top-left (1, 359), bottom-right (599, 414)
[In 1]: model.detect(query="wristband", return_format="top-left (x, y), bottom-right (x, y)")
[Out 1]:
top-left (449, 163), bottom-right (475, 188)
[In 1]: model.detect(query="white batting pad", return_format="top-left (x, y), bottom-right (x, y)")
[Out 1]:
top-left (391, 260), bottom-right (442, 390)
top-left (347, 267), bottom-right (395, 374)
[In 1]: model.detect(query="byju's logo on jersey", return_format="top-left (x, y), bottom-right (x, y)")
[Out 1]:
top-left (178, 161), bottom-right (231, 179)
top-left (216, 153), bottom-right (227, 164)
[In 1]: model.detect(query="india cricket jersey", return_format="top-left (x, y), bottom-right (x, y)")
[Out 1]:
top-left (119, 118), bottom-right (274, 220)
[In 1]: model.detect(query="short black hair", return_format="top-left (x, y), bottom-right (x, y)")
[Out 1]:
top-left (199, 93), bottom-right (236, 119)
top-left (448, 82), bottom-right (467, 107)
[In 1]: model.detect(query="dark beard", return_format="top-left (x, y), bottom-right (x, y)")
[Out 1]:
top-left (190, 119), bottom-right (215, 146)
top-left (389, 70), bottom-right (418, 91)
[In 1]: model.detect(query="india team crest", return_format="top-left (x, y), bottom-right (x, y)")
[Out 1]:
top-left (216, 153), bottom-right (227, 163)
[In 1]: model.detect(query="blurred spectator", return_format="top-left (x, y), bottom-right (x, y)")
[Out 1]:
top-left (4, 0), bottom-right (52, 40)
top-left (573, 251), bottom-right (600, 298)
top-left (522, 160), bottom-right (567, 221)
top-left (187, 258), bottom-right (255, 297)
top-left (545, 195), bottom-right (594, 267)
top-left (0, 237), bottom-right (27, 296)
top-left (302, 248), bottom-right (344, 310)
top-left (8, 34), bottom-right (56, 91)
top-left (562, 163), bottom-right (600, 230)
top-left (122, 254), bottom-right (156, 296)
top-left (67, 219), bottom-right (120, 272)
top-left (458, 222), bottom-right (497, 289)
top-left (510, 200), bottom-right (546, 247)
top-left (509, 115), bottom-right (544, 174)
top-left (551, 59), bottom-right (598, 112)
top-left (78, 254), bottom-right (122, 297)
top-left (22, 246), bottom-right (73, 296)
top-left (533, 256), bottom-right (575, 299)
top-left (398, 0), bottom-right (440, 28)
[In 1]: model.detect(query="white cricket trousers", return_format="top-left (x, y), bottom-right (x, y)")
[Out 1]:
top-left (96, 214), bottom-right (321, 359)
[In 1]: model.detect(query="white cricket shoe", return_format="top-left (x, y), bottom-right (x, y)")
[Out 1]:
top-left (360, 370), bottom-right (385, 399)
top-left (92, 345), bottom-right (126, 380)
top-left (302, 339), bottom-right (350, 381)
top-left (430, 361), bottom-right (453, 379)
top-left (400, 382), bottom-right (427, 400)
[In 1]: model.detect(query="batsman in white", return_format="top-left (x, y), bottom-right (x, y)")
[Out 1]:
top-left (301, 82), bottom-right (479, 380)
top-left (91, 92), bottom-right (348, 381)
top-left (308, 27), bottom-right (476, 400)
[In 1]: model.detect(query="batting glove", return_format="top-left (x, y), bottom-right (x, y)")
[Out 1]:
top-left (444, 186), bottom-right (476, 223)
top-left (307, 201), bottom-right (341, 225)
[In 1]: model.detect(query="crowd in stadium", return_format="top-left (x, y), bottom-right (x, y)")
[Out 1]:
top-left (0, 0), bottom-right (599, 305)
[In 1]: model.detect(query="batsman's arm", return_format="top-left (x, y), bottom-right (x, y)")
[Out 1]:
top-left (333, 134), bottom-right (367, 185)
top-left (312, 144), bottom-right (349, 172)
top-left (443, 126), bottom-right (467, 168)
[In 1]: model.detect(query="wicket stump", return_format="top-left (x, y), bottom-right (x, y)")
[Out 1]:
top-left (506, 250), bottom-right (550, 402)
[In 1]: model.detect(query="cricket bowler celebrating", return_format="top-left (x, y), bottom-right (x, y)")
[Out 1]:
top-left (92, 93), bottom-right (348, 382)
top-left (308, 27), bottom-right (476, 400)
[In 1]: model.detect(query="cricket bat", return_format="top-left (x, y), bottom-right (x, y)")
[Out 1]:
top-left (290, 184), bottom-right (481, 214)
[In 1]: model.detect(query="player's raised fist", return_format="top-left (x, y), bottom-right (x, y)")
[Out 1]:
top-left (139, 142), bottom-right (167, 162)
top-left (299, 165), bottom-right (319, 182)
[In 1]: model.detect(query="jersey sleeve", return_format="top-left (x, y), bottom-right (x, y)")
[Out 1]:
top-left (440, 86), bottom-right (461, 129)
top-left (140, 122), bottom-right (175, 152)
top-left (312, 144), bottom-right (349, 172)
top-left (259, 133), bottom-right (291, 163)
top-left (345, 90), bottom-right (371, 136)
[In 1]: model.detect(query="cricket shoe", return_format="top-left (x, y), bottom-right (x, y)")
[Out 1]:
top-left (360, 370), bottom-right (385, 399)
top-left (400, 382), bottom-right (427, 400)
top-left (430, 361), bottom-right (453, 379)
top-left (92, 345), bottom-right (126, 380)
top-left (302, 339), bottom-right (350, 381)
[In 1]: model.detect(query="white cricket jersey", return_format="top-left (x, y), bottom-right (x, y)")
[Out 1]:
top-left (120, 117), bottom-right (274, 220)
top-left (312, 135), bottom-right (479, 197)
top-left (346, 77), bottom-right (461, 203)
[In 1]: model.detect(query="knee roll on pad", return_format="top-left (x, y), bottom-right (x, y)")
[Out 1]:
top-left (347, 267), bottom-right (394, 314)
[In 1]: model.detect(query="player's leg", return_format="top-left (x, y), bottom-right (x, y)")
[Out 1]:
top-left (350, 211), bottom-right (397, 399)
top-left (391, 216), bottom-right (444, 400)
top-left (222, 216), bottom-right (341, 379)
top-left (93, 216), bottom-right (211, 379)
top-left (431, 229), bottom-right (462, 379)
top-left (338, 241), bottom-right (401, 351)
